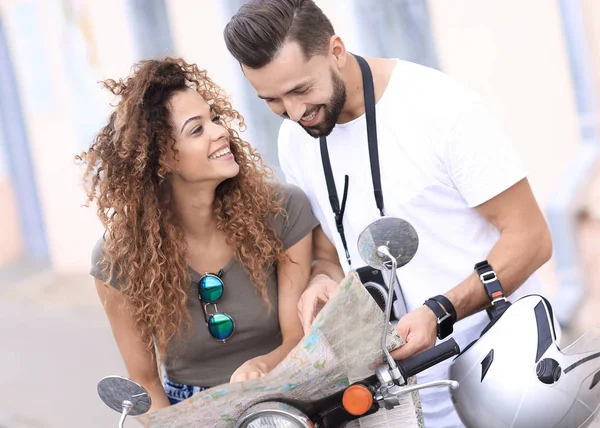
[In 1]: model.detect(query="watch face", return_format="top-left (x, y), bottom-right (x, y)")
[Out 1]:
top-left (438, 319), bottom-right (454, 340)
top-left (424, 299), bottom-right (454, 340)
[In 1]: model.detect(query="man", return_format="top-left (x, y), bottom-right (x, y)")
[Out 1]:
top-left (224, 1), bottom-right (553, 426)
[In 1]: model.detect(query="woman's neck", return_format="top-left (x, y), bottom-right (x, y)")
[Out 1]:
top-left (170, 179), bottom-right (219, 240)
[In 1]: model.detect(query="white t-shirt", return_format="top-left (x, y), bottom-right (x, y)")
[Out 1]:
top-left (278, 59), bottom-right (542, 428)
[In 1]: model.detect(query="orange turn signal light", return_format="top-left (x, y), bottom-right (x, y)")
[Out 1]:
top-left (342, 384), bottom-right (374, 416)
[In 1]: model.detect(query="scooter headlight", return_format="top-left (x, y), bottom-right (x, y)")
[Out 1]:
top-left (235, 401), bottom-right (313, 428)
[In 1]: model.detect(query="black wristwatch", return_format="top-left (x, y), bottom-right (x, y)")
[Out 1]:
top-left (424, 298), bottom-right (454, 340)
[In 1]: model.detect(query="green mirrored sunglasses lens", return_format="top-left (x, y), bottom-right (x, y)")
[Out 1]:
top-left (207, 313), bottom-right (234, 341)
top-left (199, 275), bottom-right (224, 303)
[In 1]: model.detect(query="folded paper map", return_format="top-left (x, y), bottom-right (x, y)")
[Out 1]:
top-left (141, 272), bottom-right (423, 428)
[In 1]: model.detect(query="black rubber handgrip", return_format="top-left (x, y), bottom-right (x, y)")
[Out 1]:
top-left (397, 338), bottom-right (460, 379)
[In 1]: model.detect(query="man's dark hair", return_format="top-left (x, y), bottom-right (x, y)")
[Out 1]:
top-left (224, 0), bottom-right (335, 69)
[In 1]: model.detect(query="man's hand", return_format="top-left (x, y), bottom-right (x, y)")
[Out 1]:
top-left (391, 305), bottom-right (438, 360)
top-left (297, 274), bottom-right (339, 333)
top-left (230, 357), bottom-right (269, 383)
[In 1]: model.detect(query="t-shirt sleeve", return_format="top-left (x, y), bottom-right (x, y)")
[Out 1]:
top-left (273, 183), bottom-right (320, 250)
top-left (277, 121), bottom-right (301, 187)
top-left (444, 102), bottom-right (528, 207)
top-left (90, 236), bottom-right (121, 290)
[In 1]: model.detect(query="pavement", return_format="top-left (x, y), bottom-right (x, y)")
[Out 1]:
top-left (1, 219), bottom-right (600, 427)
top-left (0, 271), bottom-right (125, 428)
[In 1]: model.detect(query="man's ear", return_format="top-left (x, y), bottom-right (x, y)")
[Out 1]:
top-left (330, 35), bottom-right (347, 69)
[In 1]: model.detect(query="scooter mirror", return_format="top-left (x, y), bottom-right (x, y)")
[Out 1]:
top-left (97, 375), bottom-right (151, 416)
top-left (357, 217), bottom-right (419, 271)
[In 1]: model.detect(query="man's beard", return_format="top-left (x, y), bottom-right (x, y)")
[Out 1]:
top-left (299, 69), bottom-right (346, 138)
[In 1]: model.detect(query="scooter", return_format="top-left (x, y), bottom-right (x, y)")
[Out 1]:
top-left (97, 217), bottom-right (461, 427)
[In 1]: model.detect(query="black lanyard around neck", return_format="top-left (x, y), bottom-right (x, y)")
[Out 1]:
top-left (319, 54), bottom-right (385, 267)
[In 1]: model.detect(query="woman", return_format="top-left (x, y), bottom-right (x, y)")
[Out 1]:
top-left (76, 58), bottom-right (319, 409)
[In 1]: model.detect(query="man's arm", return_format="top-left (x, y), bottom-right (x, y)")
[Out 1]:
top-left (445, 178), bottom-right (552, 319)
top-left (392, 178), bottom-right (552, 360)
top-left (310, 225), bottom-right (345, 282)
top-left (277, 123), bottom-right (345, 283)
top-left (297, 226), bottom-right (346, 331)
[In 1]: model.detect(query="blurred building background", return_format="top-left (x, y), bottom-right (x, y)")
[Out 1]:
top-left (0, 0), bottom-right (599, 427)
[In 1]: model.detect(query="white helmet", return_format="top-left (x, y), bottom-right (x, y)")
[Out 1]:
top-left (450, 294), bottom-right (600, 428)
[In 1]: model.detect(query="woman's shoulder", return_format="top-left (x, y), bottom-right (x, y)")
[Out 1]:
top-left (91, 235), bottom-right (107, 266)
top-left (90, 234), bottom-right (122, 290)
top-left (270, 182), bottom-right (319, 249)
top-left (274, 182), bottom-right (311, 208)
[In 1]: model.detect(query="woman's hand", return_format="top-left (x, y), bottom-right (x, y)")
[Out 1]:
top-left (230, 357), bottom-right (270, 383)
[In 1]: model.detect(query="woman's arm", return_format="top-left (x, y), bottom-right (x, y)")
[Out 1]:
top-left (230, 232), bottom-right (311, 382)
top-left (95, 278), bottom-right (171, 410)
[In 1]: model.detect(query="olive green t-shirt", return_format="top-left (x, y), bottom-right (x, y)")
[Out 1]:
top-left (90, 183), bottom-right (319, 387)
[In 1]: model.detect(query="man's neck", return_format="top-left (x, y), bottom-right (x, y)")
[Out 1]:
top-left (337, 55), bottom-right (396, 124)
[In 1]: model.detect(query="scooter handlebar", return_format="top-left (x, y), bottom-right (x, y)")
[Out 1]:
top-left (397, 338), bottom-right (460, 379)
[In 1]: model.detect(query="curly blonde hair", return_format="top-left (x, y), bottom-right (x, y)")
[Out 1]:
top-left (76, 58), bottom-right (285, 355)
